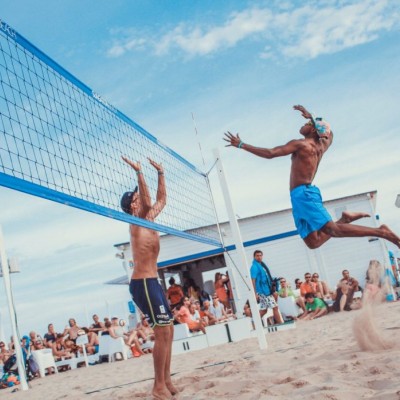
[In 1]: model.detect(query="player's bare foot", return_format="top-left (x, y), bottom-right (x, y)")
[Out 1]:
top-left (380, 225), bottom-right (400, 248)
top-left (152, 387), bottom-right (173, 400)
top-left (341, 211), bottom-right (370, 224)
top-left (166, 381), bottom-right (180, 395)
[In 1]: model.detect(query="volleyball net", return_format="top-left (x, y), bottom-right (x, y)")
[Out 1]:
top-left (0, 19), bottom-right (221, 247)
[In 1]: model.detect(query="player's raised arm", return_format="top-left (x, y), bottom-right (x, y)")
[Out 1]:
top-left (121, 156), bottom-right (152, 215)
top-left (148, 158), bottom-right (166, 220)
top-left (293, 105), bottom-right (313, 120)
top-left (224, 131), bottom-right (302, 159)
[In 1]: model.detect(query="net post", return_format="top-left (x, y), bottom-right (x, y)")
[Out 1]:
top-left (0, 226), bottom-right (29, 390)
top-left (212, 149), bottom-right (267, 350)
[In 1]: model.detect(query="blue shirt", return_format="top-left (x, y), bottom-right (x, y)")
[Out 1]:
top-left (250, 260), bottom-right (272, 296)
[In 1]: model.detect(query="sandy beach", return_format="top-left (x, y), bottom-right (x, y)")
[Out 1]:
top-left (2, 301), bottom-right (400, 400)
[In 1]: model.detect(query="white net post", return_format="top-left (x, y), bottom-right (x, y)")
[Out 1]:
top-left (0, 226), bottom-right (29, 390)
top-left (213, 149), bottom-right (267, 350)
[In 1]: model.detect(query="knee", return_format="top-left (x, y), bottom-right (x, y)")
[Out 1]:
top-left (305, 240), bottom-right (319, 250)
top-left (322, 223), bottom-right (341, 237)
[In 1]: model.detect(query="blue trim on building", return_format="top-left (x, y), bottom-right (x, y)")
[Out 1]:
top-left (0, 173), bottom-right (222, 248)
top-left (157, 230), bottom-right (299, 268)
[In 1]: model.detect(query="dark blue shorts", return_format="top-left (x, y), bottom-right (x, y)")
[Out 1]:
top-left (290, 184), bottom-right (332, 239)
top-left (129, 278), bottom-right (173, 328)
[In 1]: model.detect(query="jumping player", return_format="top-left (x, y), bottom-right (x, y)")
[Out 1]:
top-left (120, 156), bottom-right (177, 400)
top-left (224, 105), bottom-right (400, 249)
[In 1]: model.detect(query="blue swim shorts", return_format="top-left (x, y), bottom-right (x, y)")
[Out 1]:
top-left (129, 278), bottom-right (173, 328)
top-left (290, 184), bottom-right (332, 239)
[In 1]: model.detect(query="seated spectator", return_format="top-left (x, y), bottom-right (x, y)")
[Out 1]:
top-left (202, 300), bottom-right (217, 326)
top-left (341, 269), bottom-right (360, 293)
top-left (278, 277), bottom-right (306, 313)
top-left (52, 334), bottom-right (75, 360)
top-left (209, 294), bottom-right (229, 323)
top-left (167, 277), bottom-right (184, 309)
top-left (300, 273), bottom-right (317, 297)
top-left (0, 341), bottom-right (11, 365)
top-left (193, 300), bottom-right (208, 326)
top-left (332, 281), bottom-right (352, 312)
top-left (108, 317), bottom-right (144, 355)
top-left (332, 269), bottom-right (360, 312)
top-left (8, 336), bottom-right (15, 352)
top-left (294, 278), bottom-right (302, 291)
top-left (189, 303), bottom-right (202, 324)
top-left (101, 320), bottom-right (111, 335)
top-left (29, 331), bottom-right (45, 351)
top-left (311, 273), bottom-right (332, 299)
top-left (43, 324), bottom-right (58, 348)
top-left (136, 315), bottom-right (155, 343)
top-left (243, 300), bottom-right (252, 318)
top-left (79, 327), bottom-right (99, 355)
top-left (89, 314), bottom-right (105, 334)
top-left (175, 297), bottom-right (206, 333)
top-left (63, 318), bottom-right (81, 343)
top-left (299, 293), bottom-right (328, 320)
top-left (199, 288), bottom-right (211, 306)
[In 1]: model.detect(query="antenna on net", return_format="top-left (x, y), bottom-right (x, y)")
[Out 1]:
top-left (191, 112), bottom-right (206, 169)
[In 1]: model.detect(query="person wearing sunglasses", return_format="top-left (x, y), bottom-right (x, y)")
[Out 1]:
top-left (300, 273), bottom-right (317, 297)
top-left (278, 278), bottom-right (306, 313)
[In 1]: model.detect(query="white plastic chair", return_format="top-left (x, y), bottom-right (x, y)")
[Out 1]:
top-left (31, 349), bottom-right (58, 378)
top-left (76, 334), bottom-right (89, 367)
top-left (98, 335), bottom-right (128, 362)
top-left (173, 323), bottom-right (192, 340)
top-left (278, 296), bottom-right (301, 319)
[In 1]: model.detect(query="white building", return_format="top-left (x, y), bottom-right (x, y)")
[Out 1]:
top-left (112, 190), bottom-right (391, 315)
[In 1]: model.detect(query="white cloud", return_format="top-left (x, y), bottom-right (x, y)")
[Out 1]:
top-left (107, 37), bottom-right (147, 58)
top-left (106, 1), bottom-right (400, 60)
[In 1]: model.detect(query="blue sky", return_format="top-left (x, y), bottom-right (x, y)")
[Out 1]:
top-left (0, 0), bottom-right (400, 340)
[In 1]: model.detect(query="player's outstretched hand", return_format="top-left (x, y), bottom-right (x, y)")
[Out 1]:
top-left (293, 105), bottom-right (312, 120)
top-left (122, 156), bottom-right (141, 172)
top-left (223, 131), bottom-right (242, 148)
top-left (148, 158), bottom-right (164, 173)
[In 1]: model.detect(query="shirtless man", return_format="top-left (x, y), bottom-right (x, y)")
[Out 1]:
top-left (120, 156), bottom-right (176, 400)
top-left (224, 105), bottom-right (400, 249)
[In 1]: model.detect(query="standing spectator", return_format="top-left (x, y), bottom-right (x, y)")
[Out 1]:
top-left (214, 272), bottom-right (230, 309)
top-left (43, 324), bottom-right (58, 348)
top-left (278, 277), bottom-right (306, 312)
top-left (166, 277), bottom-right (184, 309)
top-left (300, 273), bottom-right (317, 297)
top-left (225, 271), bottom-right (236, 313)
top-left (187, 279), bottom-right (200, 302)
top-left (250, 250), bottom-right (283, 324)
top-left (300, 293), bottom-right (328, 320)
